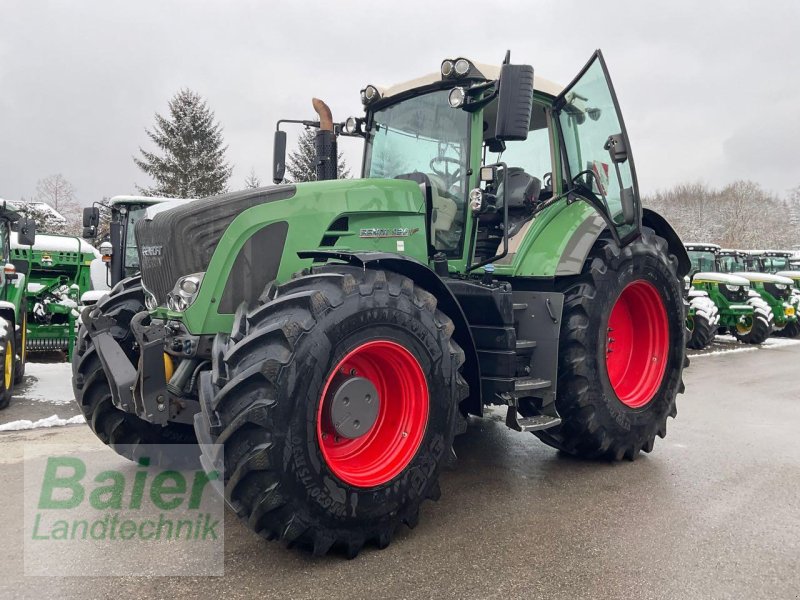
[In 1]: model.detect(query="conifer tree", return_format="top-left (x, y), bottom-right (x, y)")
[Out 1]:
top-left (135, 89), bottom-right (232, 198)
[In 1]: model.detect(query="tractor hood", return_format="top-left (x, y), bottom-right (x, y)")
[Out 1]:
top-left (736, 272), bottom-right (794, 285)
top-left (776, 270), bottom-right (800, 283)
top-left (691, 272), bottom-right (749, 286)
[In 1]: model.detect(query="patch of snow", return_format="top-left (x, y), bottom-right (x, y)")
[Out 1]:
top-left (0, 414), bottom-right (85, 432)
top-left (89, 258), bottom-right (110, 291)
top-left (22, 362), bottom-right (75, 405)
top-left (27, 282), bottom-right (45, 293)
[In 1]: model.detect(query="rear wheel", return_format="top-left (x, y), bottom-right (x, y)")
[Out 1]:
top-left (732, 296), bottom-right (772, 344)
top-left (774, 320), bottom-right (800, 338)
top-left (196, 266), bottom-right (468, 557)
top-left (534, 228), bottom-right (686, 460)
top-left (686, 296), bottom-right (718, 350)
top-left (71, 277), bottom-right (197, 464)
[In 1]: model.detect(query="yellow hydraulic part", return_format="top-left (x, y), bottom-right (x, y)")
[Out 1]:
top-left (4, 342), bottom-right (12, 390)
top-left (786, 306), bottom-right (796, 317)
top-left (164, 353), bottom-right (175, 381)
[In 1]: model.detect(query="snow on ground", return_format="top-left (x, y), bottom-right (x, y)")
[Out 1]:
top-left (21, 361), bottom-right (75, 405)
top-left (0, 414), bottom-right (84, 431)
top-left (689, 333), bottom-right (800, 358)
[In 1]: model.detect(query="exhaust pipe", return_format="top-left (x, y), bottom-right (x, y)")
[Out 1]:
top-left (312, 98), bottom-right (338, 181)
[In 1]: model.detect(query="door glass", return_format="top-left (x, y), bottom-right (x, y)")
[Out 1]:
top-left (558, 54), bottom-right (639, 241)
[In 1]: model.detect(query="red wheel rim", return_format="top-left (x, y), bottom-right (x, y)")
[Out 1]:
top-left (605, 280), bottom-right (669, 409)
top-left (316, 340), bottom-right (429, 488)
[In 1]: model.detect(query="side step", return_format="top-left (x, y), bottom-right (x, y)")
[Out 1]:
top-left (505, 406), bottom-right (561, 433)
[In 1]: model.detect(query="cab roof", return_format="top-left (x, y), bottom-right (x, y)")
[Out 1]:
top-left (685, 243), bottom-right (721, 252)
top-left (375, 60), bottom-right (564, 102)
top-left (109, 195), bottom-right (185, 207)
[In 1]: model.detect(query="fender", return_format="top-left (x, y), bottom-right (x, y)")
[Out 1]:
top-left (642, 208), bottom-right (691, 277)
top-left (298, 250), bottom-right (482, 416)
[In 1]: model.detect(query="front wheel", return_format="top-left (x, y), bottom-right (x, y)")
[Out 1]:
top-left (686, 295), bottom-right (719, 350)
top-left (196, 266), bottom-right (468, 557)
top-left (534, 228), bottom-right (687, 460)
top-left (732, 296), bottom-right (773, 345)
top-left (0, 329), bottom-right (15, 410)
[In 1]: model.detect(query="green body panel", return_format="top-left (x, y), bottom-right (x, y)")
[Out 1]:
top-left (11, 236), bottom-right (95, 357)
top-left (689, 281), bottom-right (752, 328)
top-left (494, 200), bottom-right (599, 277)
top-left (746, 281), bottom-right (796, 328)
top-left (179, 179), bottom-right (429, 334)
top-left (0, 275), bottom-right (26, 322)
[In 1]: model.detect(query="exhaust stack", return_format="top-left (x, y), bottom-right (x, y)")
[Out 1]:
top-left (312, 98), bottom-right (338, 181)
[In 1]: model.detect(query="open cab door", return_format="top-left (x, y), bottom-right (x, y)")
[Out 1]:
top-left (555, 50), bottom-right (641, 246)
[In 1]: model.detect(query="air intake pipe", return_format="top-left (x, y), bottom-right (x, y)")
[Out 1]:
top-left (312, 98), bottom-right (338, 181)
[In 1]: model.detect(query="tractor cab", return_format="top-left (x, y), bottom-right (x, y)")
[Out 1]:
top-left (82, 195), bottom-right (192, 287)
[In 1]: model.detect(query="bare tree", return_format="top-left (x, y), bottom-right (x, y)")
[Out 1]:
top-left (243, 168), bottom-right (261, 189)
top-left (34, 173), bottom-right (82, 234)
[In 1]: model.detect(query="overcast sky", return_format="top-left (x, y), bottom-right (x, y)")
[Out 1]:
top-left (2, 0), bottom-right (799, 206)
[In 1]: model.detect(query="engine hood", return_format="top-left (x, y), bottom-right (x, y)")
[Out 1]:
top-left (736, 272), bottom-right (794, 285)
top-left (776, 270), bottom-right (800, 283)
top-left (691, 272), bottom-right (750, 286)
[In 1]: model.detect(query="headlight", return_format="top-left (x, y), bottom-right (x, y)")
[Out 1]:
top-left (724, 284), bottom-right (741, 292)
top-left (775, 283), bottom-right (788, 290)
top-left (166, 272), bottom-right (204, 312)
top-left (448, 87), bottom-right (466, 108)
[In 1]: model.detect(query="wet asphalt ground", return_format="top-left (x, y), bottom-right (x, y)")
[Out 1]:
top-left (1, 337), bottom-right (799, 599)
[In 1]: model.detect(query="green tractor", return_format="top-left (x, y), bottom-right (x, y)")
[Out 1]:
top-left (82, 195), bottom-right (191, 288)
top-left (74, 51), bottom-right (689, 556)
top-left (0, 203), bottom-right (36, 409)
top-left (684, 243), bottom-right (761, 347)
top-left (718, 249), bottom-right (797, 337)
top-left (745, 250), bottom-right (800, 337)
top-left (10, 233), bottom-right (103, 359)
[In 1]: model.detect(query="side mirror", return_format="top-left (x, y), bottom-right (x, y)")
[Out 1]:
top-left (17, 217), bottom-right (36, 246)
top-left (494, 64), bottom-right (534, 142)
top-left (273, 130), bottom-right (287, 184)
top-left (604, 134), bottom-right (636, 225)
top-left (83, 206), bottom-right (99, 238)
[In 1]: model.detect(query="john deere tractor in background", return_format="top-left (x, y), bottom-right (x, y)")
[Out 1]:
top-left (718, 249), bottom-right (797, 337)
top-left (75, 51), bottom-right (690, 556)
top-left (82, 195), bottom-right (192, 288)
top-left (684, 243), bottom-right (761, 347)
top-left (745, 250), bottom-right (800, 338)
top-left (0, 203), bottom-right (36, 409)
top-left (10, 233), bottom-right (104, 360)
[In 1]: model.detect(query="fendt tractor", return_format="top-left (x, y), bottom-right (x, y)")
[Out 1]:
top-left (745, 250), bottom-right (800, 337)
top-left (73, 51), bottom-right (689, 556)
top-left (718, 249), bottom-right (797, 337)
top-left (684, 243), bottom-right (761, 348)
top-left (0, 203), bottom-right (36, 409)
top-left (10, 233), bottom-right (102, 359)
top-left (82, 195), bottom-right (189, 288)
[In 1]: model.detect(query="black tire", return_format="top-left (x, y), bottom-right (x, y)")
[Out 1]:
top-left (732, 296), bottom-right (773, 345)
top-left (0, 329), bottom-right (15, 410)
top-left (14, 310), bottom-right (26, 385)
top-left (686, 297), bottom-right (718, 350)
top-left (71, 277), bottom-right (197, 464)
top-left (774, 320), bottom-right (800, 338)
top-left (196, 266), bottom-right (468, 557)
top-left (534, 228), bottom-right (686, 460)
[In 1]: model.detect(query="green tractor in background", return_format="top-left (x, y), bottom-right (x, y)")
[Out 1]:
top-left (718, 249), bottom-right (797, 337)
top-left (0, 203), bottom-right (36, 409)
top-left (10, 233), bottom-right (105, 360)
top-left (74, 51), bottom-right (690, 556)
top-left (745, 250), bottom-right (800, 338)
top-left (684, 243), bottom-right (762, 347)
top-left (82, 195), bottom-right (192, 288)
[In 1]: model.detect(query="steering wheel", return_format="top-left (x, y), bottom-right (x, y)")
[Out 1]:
top-left (429, 156), bottom-right (462, 186)
top-left (542, 172), bottom-right (552, 190)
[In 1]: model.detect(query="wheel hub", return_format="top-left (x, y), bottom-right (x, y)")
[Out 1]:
top-left (329, 376), bottom-right (380, 439)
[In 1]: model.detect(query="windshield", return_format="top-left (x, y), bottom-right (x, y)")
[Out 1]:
top-left (718, 255), bottom-right (745, 273)
top-left (688, 250), bottom-right (716, 273)
top-left (762, 256), bottom-right (789, 272)
top-left (364, 90), bottom-right (471, 255)
top-left (124, 206), bottom-right (148, 277)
